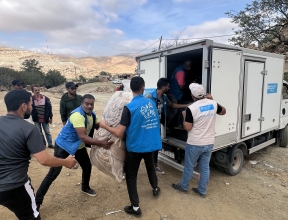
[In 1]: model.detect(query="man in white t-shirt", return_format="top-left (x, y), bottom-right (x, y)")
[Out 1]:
top-left (172, 83), bottom-right (226, 197)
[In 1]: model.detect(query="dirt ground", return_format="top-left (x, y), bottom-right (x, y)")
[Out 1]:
top-left (0, 82), bottom-right (288, 220)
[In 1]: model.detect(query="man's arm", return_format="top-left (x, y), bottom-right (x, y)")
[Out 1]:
top-left (47, 97), bottom-right (53, 123)
top-left (99, 121), bottom-right (126, 138)
top-left (182, 109), bottom-right (193, 131)
top-left (33, 150), bottom-right (76, 168)
top-left (167, 98), bottom-right (191, 109)
top-left (60, 100), bottom-right (67, 125)
top-left (206, 94), bottom-right (226, 115)
top-left (74, 127), bottom-right (112, 149)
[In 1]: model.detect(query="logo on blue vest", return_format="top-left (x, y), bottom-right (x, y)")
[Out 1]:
top-left (199, 104), bottom-right (214, 112)
top-left (140, 102), bottom-right (156, 119)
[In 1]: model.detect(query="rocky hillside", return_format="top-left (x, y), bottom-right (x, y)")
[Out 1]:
top-left (0, 46), bottom-right (136, 79)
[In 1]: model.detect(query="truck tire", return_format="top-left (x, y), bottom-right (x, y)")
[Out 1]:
top-left (224, 148), bottom-right (244, 176)
top-left (279, 125), bottom-right (288, 148)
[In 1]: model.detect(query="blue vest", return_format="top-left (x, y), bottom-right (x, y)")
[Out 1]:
top-left (55, 106), bottom-right (96, 155)
top-left (148, 89), bottom-right (167, 116)
top-left (170, 65), bottom-right (186, 100)
top-left (125, 95), bottom-right (162, 153)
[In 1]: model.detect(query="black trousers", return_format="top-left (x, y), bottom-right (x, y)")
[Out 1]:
top-left (35, 144), bottom-right (92, 205)
top-left (0, 179), bottom-right (41, 220)
top-left (125, 151), bottom-right (158, 207)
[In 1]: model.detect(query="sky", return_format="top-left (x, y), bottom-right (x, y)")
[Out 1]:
top-left (0, 0), bottom-right (252, 57)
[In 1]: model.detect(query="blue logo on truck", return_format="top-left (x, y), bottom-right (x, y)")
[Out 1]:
top-left (267, 83), bottom-right (278, 94)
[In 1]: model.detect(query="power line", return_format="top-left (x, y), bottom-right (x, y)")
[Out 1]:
top-left (93, 39), bottom-right (160, 73)
top-left (162, 33), bottom-right (237, 40)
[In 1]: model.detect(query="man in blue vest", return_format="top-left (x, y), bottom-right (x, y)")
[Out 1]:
top-left (35, 94), bottom-right (113, 211)
top-left (168, 61), bottom-right (192, 129)
top-left (146, 78), bottom-right (190, 175)
top-left (100, 76), bottom-right (162, 218)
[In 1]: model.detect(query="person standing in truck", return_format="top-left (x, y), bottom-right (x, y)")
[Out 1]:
top-left (146, 78), bottom-right (190, 175)
top-left (60, 82), bottom-right (82, 126)
top-left (167, 61), bottom-right (192, 130)
top-left (100, 76), bottom-right (161, 218)
top-left (172, 83), bottom-right (226, 197)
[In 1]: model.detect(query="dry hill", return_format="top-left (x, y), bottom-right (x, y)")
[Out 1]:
top-left (0, 46), bottom-right (137, 79)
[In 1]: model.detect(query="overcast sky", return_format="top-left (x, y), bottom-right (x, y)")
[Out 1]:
top-left (0, 0), bottom-right (251, 57)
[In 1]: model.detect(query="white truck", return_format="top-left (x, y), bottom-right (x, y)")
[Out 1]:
top-left (135, 39), bottom-right (288, 176)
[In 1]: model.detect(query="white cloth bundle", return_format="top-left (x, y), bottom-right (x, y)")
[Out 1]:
top-left (90, 91), bottom-right (133, 182)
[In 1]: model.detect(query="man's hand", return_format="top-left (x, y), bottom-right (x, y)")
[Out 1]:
top-left (49, 119), bottom-right (52, 124)
top-left (99, 120), bottom-right (107, 129)
top-left (182, 110), bottom-right (186, 118)
top-left (99, 137), bottom-right (113, 149)
top-left (206, 94), bottom-right (213, 100)
top-left (64, 155), bottom-right (77, 169)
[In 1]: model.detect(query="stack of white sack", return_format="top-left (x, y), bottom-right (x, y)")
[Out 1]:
top-left (90, 84), bottom-right (132, 182)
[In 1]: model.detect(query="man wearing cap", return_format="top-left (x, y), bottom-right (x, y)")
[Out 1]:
top-left (12, 79), bottom-right (24, 90)
top-left (60, 82), bottom-right (82, 126)
top-left (172, 83), bottom-right (226, 197)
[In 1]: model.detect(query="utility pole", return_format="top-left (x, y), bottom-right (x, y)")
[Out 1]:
top-left (158, 36), bottom-right (162, 51)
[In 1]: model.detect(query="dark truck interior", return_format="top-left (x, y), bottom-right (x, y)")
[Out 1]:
top-left (165, 48), bottom-right (203, 141)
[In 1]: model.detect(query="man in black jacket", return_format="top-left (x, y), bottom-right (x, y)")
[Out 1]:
top-left (31, 84), bottom-right (54, 148)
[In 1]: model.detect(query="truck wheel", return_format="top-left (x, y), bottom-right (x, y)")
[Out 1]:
top-left (224, 148), bottom-right (244, 176)
top-left (279, 125), bottom-right (288, 148)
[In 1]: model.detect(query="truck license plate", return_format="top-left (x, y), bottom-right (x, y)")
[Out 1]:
top-left (160, 149), bottom-right (175, 159)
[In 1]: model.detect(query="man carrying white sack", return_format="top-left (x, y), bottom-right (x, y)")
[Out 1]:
top-left (36, 94), bottom-right (113, 211)
top-left (100, 76), bottom-right (162, 218)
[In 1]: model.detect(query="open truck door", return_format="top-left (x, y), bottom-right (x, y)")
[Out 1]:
top-left (209, 47), bottom-right (242, 149)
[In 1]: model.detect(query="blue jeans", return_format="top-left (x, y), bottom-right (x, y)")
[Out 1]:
top-left (180, 144), bottom-right (213, 195)
top-left (34, 122), bottom-right (53, 146)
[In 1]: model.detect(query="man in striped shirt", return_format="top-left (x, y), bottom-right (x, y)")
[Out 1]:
top-left (31, 84), bottom-right (54, 148)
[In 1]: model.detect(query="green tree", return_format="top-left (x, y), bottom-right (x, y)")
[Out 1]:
top-left (226, 0), bottom-right (288, 52)
top-left (0, 67), bottom-right (20, 87)
top-left (21, 59), bottom-right (43, 72)
top-left (44, 70), bottom-right (66, 88)
top-left (99, 71), bottom-right (112, 77)
top-left (19, 70), bottom-right (45, 86)
top-left (79, 75), bottom-right (87, 83)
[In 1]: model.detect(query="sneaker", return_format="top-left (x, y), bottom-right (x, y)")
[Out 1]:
top-left (48, 145), bottom-right (54, 148)
top-left (155, 166), bottom-right (165, 175)
top-left (72, 163), bottom-right (79, 169)
top-left (174, 125), bottom-right (184, 130)
top-left (191, 188), bottom-right (206, 198)
top-left (153, 187), bottom-right (161, 197)
top-left (81, 188), bottom-right (97, 196)
top-left (171, 183), bottom-right (188, 194)
top-left (124, 205), bottom-right (142, 218)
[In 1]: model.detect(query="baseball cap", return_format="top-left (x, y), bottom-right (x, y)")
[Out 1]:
top-left (12, 79), bottom-right (24, 86)
top-left (65, 82), bottom-right (78, 89)
top-left (189, 83), bottom-right (205, 98)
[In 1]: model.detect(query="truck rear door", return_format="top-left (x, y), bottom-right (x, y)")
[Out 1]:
top-left (242, 61), bottom-right (265, 137)
top-left (210, 48), bottom-right (242, 148)
top-left (138, 56), bottom-right (165, 90)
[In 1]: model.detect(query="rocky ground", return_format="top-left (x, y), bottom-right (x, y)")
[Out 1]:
top-left (0, 82), bottom-right (288, 220)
